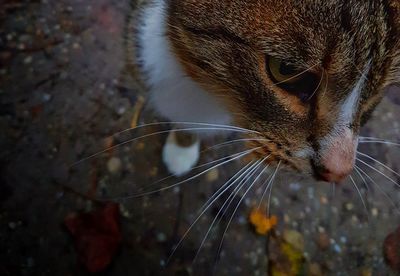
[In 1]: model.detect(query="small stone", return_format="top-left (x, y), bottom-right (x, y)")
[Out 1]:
top-left (157, 232), bottom-right (167, 242)
top-left (206, 168), bottom-right (219, 182)
top-left (116, 106), bottom-right (126, 115)
top-left (23, 56), bottom-right (32, 64)
top-left (360, 268), bottom-right (372, 276)
top-left (316, 232), bottom-right (330, 250)
top-left (345, 202), bottom-right (354, 211)
top-left (27, 257), bottom-right (35, 267)
top-left (8, 222), bottom-right (17, 229)
top-left (284, 214), bottom-right (290, 223)
top-left (136, 142), bottom-right (145, 150)
top-left (371, 208), bottom-right (379, 217)
top-left (160, 259), bottom-right (166, 267)
top-left (320, 196), bottom-right (328, 205)
top-left (107, 157), bottom-right (122, 174)
top-left (309, 263), bottom-right (323, 276)
top-left (333, 243), bottom-right (342, 253)
top-left (42, 93), bottom-right (51, 102)
top-left (289, 182), bottom-right (301, 191)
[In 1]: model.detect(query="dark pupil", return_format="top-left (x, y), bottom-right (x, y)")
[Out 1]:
top-left (279, 63), bottom-right (297, 76)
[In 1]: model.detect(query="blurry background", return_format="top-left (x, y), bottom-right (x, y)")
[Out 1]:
top-left (1, 0), bottom-right (400, 275)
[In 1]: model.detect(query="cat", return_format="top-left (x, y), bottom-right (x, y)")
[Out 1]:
top-left (128, 0), bottom-right (400, 184)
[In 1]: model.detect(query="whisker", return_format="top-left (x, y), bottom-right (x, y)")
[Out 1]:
top-left (355, 164), bottom-right (400, 215)
top-left (192, 159), bottom-right (264, 263)
top-left (354, 166), bottom-right (370, 192)
top-left (358, 140), bottom-right (400, 147)
top-left (201, 138), bottom-right (270, 154)
top-left (72, 127), bottom-right (259, 167)
top-left (147, 147), bottom-right (266, 194)
top-left (267, 161), bottom-right (281, 218)
top-left (357, 151), bottom-right (400, 179)
top-left (356, 158), bottom-right (400, 188)
top-left (166, 161), bottom-right (253, 264)
top-left (306, 67), bottom-right (324, 101)
top-left (103, 146), bottom-right (264, 201)
top-left (108, 121), bottom-right (262, 142)
top-left (359, 136), bottom-right (386, 141)
top-left (270, 63), bottom-right (319, 86)
top-left (331, 182), bottom-right (336, 198)
top-left (349, 175), bottom-right (369, 221)
top-left (257, 164), bottom-right (279, 210)
top-left (321, 69), bottom-right (329, 98)
top-left (212, 156), bottom-right (270, 266)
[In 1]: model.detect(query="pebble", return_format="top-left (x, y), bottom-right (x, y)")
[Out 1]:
top-left (27, 257), bottom-right (35, 267)
top-left (316, 232), bottom-right (330, 250)
top-left (309, 263), bottom-right (323, 276)
top-left (307, 187), bottom-right (314, 199)
top-left (206, 168), bottom-right (219, 182)
top-left (345, 202), bottom-right (354, 211)
top-left (107, 157), bottom-right (122, 174)
top-left (8, 222), bottom-right (17, 230)
top-left (333, 243), bottom-right (342, 253)
top-left (157, 232), bottom-right (167, 242)
top-left (42, 93), bottom-right (52, 102)
top-left (159, 259), bottom-right (166, 267)
top-left (371, 208), bottom-right (378, 217)
top-left (360, 268), bottom-right (372, 276)
top-left (117, 106), bottom-right (126, 115)
top-left (289, 182), bottom-right (301, 191)
top-left (23, 56), bottom-right (33, 64)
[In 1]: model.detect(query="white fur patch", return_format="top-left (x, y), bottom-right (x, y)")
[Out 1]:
top-left (319, 61), bottom-right (371, 153)
top-left (162, 136), bottom-right (200, 177)
top-left (338, 60), bottom-right (372, 125)
top-left (137, 1), bottom-right (231, 132)
top-left (294, 146), bottom-right (314, 159)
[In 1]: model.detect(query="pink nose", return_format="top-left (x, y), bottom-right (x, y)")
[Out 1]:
top-left (316, 129), bottom-right (357, 183)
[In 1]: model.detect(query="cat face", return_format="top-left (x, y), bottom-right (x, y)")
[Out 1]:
top-left (167, 0), bottom-right (400, 182)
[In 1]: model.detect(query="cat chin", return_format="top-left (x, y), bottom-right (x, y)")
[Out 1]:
top-left (137, 0), bottom-right (232, 133)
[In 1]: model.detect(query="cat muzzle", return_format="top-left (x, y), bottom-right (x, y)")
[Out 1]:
top-left (314, 129), bottom-right (357, 183)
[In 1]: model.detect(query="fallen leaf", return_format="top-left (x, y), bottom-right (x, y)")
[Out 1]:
top-left (384, 226), bottom-right (400, 272)
top-left (268, 233), bottom-right (306, 276)
top-left (65, 203), bottom-right (121, 273)
top-left (130, 96), bottom-right (145, 129)
top-left (249, 208), bottom-right (277, 235)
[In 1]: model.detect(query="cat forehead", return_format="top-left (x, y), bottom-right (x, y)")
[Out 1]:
top-left (171, 0), bottom-right (385, 61)
top-left (172, 0), bottom-right (379, 31)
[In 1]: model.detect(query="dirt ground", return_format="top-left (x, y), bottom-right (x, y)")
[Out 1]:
top-left (1, 1), bottom-right (400, 275)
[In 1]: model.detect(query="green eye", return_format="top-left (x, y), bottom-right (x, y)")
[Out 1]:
top-left (268, 56), bottom-right (301, 83)
top-left (266, 56), bottom-right (321, 102)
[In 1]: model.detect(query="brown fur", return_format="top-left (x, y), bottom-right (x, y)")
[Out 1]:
top-left (151, 0), bottom-right (400, 178)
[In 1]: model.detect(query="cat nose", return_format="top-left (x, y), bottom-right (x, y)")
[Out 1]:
top-left (315, 129), bottom-right (357, 183)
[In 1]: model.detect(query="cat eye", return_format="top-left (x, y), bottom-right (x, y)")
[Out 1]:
top-left (266, 56), bottom-right (321, 102)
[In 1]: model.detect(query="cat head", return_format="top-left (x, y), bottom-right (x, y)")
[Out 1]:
top-left (166, 0), bottom-right (400, 183)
